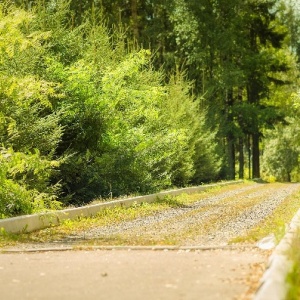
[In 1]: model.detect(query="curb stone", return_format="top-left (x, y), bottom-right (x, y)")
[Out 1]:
top-left (0, 180), bottom-right (242, 234)
top-left (254, 208), bottom-right (300, 300)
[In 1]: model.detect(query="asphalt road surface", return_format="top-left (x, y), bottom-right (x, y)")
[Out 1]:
top-left (0, 248), bottom-right (267, 300)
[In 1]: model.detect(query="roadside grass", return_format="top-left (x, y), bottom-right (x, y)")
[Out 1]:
top-left (231, 186), bottom-right (300, 244)
top-left (285, 229), bottom-right (300, 300)
top-left (0, 229), bottom-right (23, 248)
top-left (0, 182), bottom-right (248, 247)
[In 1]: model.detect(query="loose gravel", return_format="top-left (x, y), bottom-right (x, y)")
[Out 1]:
top-left (57, 182), bottom-right (300, 247)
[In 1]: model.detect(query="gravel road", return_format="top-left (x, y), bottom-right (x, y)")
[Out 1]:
top-left (1, 182), bottom-right (300, 300)
top-left (58, 182), bottom-right (300, 247)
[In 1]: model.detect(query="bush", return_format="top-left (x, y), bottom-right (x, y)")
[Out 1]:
top-left (0, 1), bottom-right (222, 213)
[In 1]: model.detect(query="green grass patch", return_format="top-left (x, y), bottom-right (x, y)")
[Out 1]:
top-left (0, 228), bottom-right (26, 248)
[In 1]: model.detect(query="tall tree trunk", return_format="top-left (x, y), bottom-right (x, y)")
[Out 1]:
top-left (247, 82), bottom-right (260, 178)
top-left (226, 89), bottom-right (235, 179)
top-left (227, 135), bottom-right (235, 179)
top-left (238, 137), bottom-right (244, 179)
top-left (287, 171), bottom-right (291, 182)
top-left (237, 87), bottom-right (244, 179)
top-left (252, 132), bottom-right (260, 178)
top-left (247, 135), bottom-right (251, 179)
top-left (247, 24), bottom-right (261, 179)
top-left (131, 0), bottom-right (139, 40)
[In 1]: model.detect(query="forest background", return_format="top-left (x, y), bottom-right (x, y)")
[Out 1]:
top-left (0, 0), bottom-right (299, 218)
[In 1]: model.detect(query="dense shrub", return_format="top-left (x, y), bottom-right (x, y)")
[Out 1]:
top-left (0, 2), bottom-right (221, 215)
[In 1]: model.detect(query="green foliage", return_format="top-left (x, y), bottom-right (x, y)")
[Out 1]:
top-left (262, 125), bottom-right (299, 182)
top-left (14, 0), bottom-right (300, 185)
top-left (0, 147), bottom-right (62, 218)
top-left (262, 93), bottom-right (300, 182)
top-left (0, 2), bottom-right (62, 217)
top-left (0, 0), bottom-right (220, 208)
top-left (169, 0), bottom-right (300, 179)
top-left (192, 126), bottom-right (222, 183)
top-left (1, 0), bottom-right (299, 219)
top-left (56, 48), bottom-right (211, 202)
top-left (7, 0), bottom-right (300, 217)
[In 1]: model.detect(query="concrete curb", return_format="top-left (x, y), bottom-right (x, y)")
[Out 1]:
top-left (254, 208), bottom-right (300, 300)
top-left (0, 180), bottom-right (242, 234)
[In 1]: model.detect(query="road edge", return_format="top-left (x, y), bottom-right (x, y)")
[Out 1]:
top-left (0, 180), bottom-right (242, 234)
top-left (254, 208), bottom-right (300, 300)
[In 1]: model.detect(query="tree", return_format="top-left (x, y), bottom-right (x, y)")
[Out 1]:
top-left (20, 0), bottom-right (217, 204)
top-left (0, 3), bottom-right (63, 217)
top-left (262, 122), bottom-right (299, 181)
top-left (170, 0), bottom-right (296, 179)
top-left (262, 88), bottom-right (300, 182)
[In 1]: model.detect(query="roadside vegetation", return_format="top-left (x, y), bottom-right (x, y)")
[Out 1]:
top-left (0, 1), bottom-right (219, 218)
top-left (0, 0), bottom-right (300, 218)
top-left (0, 182), bottom-right (245, 247)
top-left (2, 182), bottom-right (300, 249)
top-left (286, 229), bottom-right (300, 300)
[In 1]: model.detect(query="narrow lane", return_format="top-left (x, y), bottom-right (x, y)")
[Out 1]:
top-left (1, 182), bottom-right (299, 300)
top-left (65, 182), bottom-right (300, 247)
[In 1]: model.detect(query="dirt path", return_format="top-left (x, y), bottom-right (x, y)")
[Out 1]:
top-left (1, 182), bottom-right (299, 299)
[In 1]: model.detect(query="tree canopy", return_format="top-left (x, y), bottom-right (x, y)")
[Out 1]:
top-left (0, 0), bottom-right (299, 217)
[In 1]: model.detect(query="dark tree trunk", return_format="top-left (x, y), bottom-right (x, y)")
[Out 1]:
top-left (227, 135), bottom-right (235, 180)
top-left (238, 137), bottom-right (244, 179)
top-left (287, 172), bottom-right (291, 182)
top-left (226, 89), bottom-right (235, 180)
top-left (237, 87), bottom-right (244, 179)
top-left (252, 132), bottom-right (260, 178)
top-left (247, 135), bottom-right (251, 179)
top-left (247, 24), bottom-right (261, 179)
top-left (131, 0), bottom-right (139, 40)
top-left (247, 80), bottom-right (261, 178)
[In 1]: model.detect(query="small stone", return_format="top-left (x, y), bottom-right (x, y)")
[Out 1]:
top-left (257, 234), bottom-right (276, 250)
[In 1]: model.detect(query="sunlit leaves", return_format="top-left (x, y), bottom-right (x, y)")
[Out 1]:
top-left (0, 3), bottom-right (63, 217)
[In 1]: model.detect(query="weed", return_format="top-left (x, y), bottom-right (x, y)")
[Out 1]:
top-left (0, 228), bottom-right (23, 247)
top-left (285, 230), bottom-right (300, 300)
